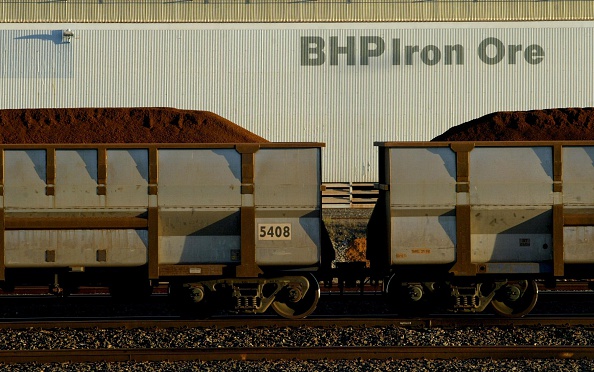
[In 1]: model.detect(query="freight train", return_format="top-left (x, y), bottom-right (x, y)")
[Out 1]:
top-left (1, 140), bottom-right (593, 319)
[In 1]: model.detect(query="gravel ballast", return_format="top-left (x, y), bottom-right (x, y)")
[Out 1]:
top-left (1, 325), bottom-right (593, 371)
top-left (2, 359), bottom-right (594, 372)
top-left (0, 325), bottom-right (594, 350)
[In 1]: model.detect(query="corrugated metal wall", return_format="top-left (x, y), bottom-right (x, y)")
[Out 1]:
top-left (1, 1), bottom-right (593, 23)
top-left (1, 23), bottom-right (593, 182)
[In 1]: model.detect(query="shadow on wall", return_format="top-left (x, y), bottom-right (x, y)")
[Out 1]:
top-left (15, 30), bottom-right (66, 45)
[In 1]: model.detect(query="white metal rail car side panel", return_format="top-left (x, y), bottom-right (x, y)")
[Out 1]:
top-left (254, 148), bottom-right (321, 266)
top-left (0, 143), bottom-right (323, 275)
top-left (375, 141), bottom-right (594, 277)
top-left (157, 149), bottom-right (242, 265)
top-left (562, 146), bottom-right (594, 264)
top-left (388, 147), bottom-right (457, 265)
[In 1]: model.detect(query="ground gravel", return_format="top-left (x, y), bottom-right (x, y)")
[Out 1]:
top-left (322, 208), bottom-right (371, 262)
top-left (1, 325), bottom-right (593, 370)
top-left (0, 325), bottom-right (593, 350)
top-left (1, 359), bottom-right (593, 371)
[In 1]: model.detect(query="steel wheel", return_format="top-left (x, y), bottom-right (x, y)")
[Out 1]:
top-left (271, 274), bottom-right (320, 319)
top-left (170, 283), bottom-right (217, 319)
top-left (385, 275), bottom-right (435, 315)
top-left (491, 280), bottom-right (538, 318)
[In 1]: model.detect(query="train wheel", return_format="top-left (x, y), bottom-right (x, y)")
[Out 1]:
top-left (271, 274), bottom-right (320, 319)
top-left (386, 276), bottom-right (433, 315)
top-left (170, 283), bottom-right (217, 319)
top-left (491, 280), bottom-right (538, 317)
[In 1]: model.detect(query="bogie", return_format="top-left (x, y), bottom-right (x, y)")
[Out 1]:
top-left (170, 275), bottom-right (320, 319)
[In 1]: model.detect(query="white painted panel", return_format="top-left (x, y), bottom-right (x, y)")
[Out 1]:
top-left (255, 215), bottom-right (320, 266)
top-left (389, 147), bottom-right (456, 207)
top-left (471, 233), bottom-right (553, 263)
top-left (159, 236), bottom-right (240, 264)
top-left (470, 208), bottom-right (553, 263)
top-left (158, 207), bottom-right (240, 264)
top-left (1, 23), bottom-right (593, 182)
top-left (55, 149), bottom-right (102, 208)
top-left (255, 148), bottom-right (320, 207)
top-left (5, 229), bottom-right (147, 267)
top-left (563, 146), bottom-right (594, 206)
top-left (390, 214), bottom-right (456, 265)
top-left (470, 147), bottom-right (553, 205)
top-left (4, 150), bottom-right (52, 209)
top-left (106, 149), bottom-right (149, 207)
top-left (158, 149), bottom-right (241, 207)
top-left (565, 226), bottom-right (594, 264)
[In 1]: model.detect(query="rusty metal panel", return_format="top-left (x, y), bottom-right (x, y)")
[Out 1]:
top-left (158, 264), bottom-right (225, 277)
top-left (5, 216), bottom-right (147, 229)
top-left (468, 147), bottom-right (554, 266)
top-left (482, 263), bottom-right (550, 274)
top-left (4, 229), bottom-right (148, 268)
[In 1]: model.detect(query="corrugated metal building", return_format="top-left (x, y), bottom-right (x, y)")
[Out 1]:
top-left (1, 2), bottom-right (594, 206)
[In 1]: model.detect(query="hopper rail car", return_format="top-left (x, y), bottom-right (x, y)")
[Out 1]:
top-left (0, 141), bottom-right (594, 319)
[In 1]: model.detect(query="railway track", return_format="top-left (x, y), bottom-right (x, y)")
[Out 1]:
top-left (0, 345), bottom-right (593, 364)
top-left (0, 314), bottom-right (594, 330)
top-left (0, 307), bottom-right (592, 365)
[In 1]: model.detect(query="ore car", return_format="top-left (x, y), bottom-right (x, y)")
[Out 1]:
top-left (0, 142), bottom-right (326, 319)
top-left (367, 141), bottom-right (594, 317)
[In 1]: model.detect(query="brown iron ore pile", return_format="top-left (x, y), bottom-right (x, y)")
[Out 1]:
top-left (0, 107), bottom-right (267, 143)
top-left (433, 107), bottom-right (594, 141)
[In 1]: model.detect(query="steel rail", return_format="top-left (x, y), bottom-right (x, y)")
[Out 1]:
top-left (0, 345), bottom-right (593, 364)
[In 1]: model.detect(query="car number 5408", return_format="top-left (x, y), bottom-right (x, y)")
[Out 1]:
top-left (258, 223), bottom-right (291, 240)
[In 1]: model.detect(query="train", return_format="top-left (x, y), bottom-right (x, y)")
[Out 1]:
top-left (1, 139), bottom-right (594, 319)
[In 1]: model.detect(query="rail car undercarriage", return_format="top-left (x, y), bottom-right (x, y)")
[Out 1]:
top-left (173, 274), bottom-right (320, 319)
top-left (385, 276), bottom-right (539, 317)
